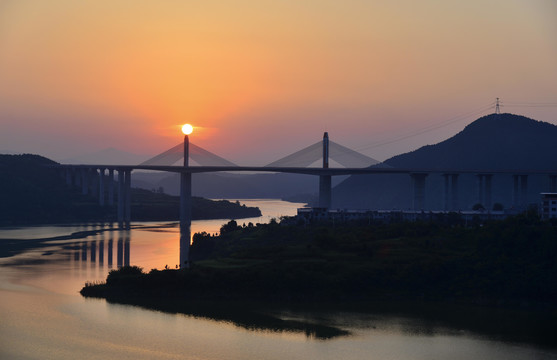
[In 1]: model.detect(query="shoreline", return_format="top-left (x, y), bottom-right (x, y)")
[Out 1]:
top-left (81, 274), bottom-right (557, 346)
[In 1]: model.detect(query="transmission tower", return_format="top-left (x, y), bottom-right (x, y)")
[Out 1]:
top-left (495, 98), bottom-right (501, 114)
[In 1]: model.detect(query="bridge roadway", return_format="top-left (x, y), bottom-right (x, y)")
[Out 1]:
top-left (56, 164), bottom-right (557, 217)
top-left (56, 164), bottom-right (557, 176)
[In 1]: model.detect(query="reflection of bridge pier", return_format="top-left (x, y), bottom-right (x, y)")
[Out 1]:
top-left (73, 229), bottom-right (130, 270)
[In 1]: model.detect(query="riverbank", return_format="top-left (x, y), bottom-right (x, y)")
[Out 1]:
top-left (82, 212), bottom-right (557, 307)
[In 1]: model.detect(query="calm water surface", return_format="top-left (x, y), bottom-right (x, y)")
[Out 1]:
top-left (0, 199), bottom-right (555, 360)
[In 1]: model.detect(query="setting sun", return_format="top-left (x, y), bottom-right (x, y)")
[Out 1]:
top-left (182, 124), bottom-right (193, 135)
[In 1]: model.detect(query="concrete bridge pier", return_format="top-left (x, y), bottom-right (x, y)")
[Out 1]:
top-left (98, 168), bottom-right (105, 206)
top-left (90, 169), bottom-right (99, 199)
top-left (411, 173), bottom-right (428, 210)
top-left (513, 175), bottom-right (528, 209)
top-left (443, 173), bottom-right (459, 211)
top-left (117, 169), bottom-right (124, 225)
top-left (124, 170), bottom-right (131, 227)
top-left (108, 169), bottom-right (115, 206)
top-left (81, 168), bottom-right (89, 195)
top-left (549, 175), bottom-right (557, 193)
top-left (476, 174), bottom-right (493, 210)
top-left (116, 169), bottom-right (132, 228)
top-left (319, 175), bottom-right (332, 209)
top-left (318, 132), bottom-right (332, 209)
top-left (74, 168), bottom-right (81, 187)
top-left (65, 168), bottom-right (73, 186)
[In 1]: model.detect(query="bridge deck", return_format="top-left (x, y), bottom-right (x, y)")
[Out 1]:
top-left (53, 164), bottom-right (557, 176)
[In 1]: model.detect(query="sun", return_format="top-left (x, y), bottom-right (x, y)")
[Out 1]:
top-left (181, 124), bottom-right (193, 135)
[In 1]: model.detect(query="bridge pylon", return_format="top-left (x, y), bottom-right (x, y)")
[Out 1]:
top-left (319, 132), bottom-right (332, 208)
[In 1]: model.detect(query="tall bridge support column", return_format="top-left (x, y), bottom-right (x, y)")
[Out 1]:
top-left (117, 169), bottom-right (125, 226)
top-left (108, 169), bottom-right (114, 206)
top-left (411, 173), bottom-right (428, 210)
top-left (476, 174), bottom-right (493, 210)
top-left (319, 175), bottom-right (332, 209)
top-left (74, 168), bottom-right (80, 187)
top-left (318, 131), bottom-right (331, 209)
top-left (180, 171), bottom-right (192, 268)
top-left (512, 174), bottom-right (529, 210)
top-left (65, 168), bottom-right (73, 186)
top-left (81, 168), bottom-right (89, 195)
top-left (443, 173), bottom-right (459, 211)
top-left (485, 174), bottom-right (493, 210)
top-left (90, 169), bottom-right (99, 199)
top-left (477, 174), bottom-right (484, 208)
top-left (124, 170), bottom-right (131, 227)
top-left (451, 174), bottom-right (459, 210)
top-left (513, 175), bottom-right (520, 209)
top-left (98, 168), bottom-right (105, 206)
top-left (520, 175), bottom-right (528, 209)
top-left (549, 175), bottom-right (557, 193)
top-left (180, 134), bottom-right (192, 269)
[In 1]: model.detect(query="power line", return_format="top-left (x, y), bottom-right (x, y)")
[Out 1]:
top-left (354, 102), bottom-right (495, 152)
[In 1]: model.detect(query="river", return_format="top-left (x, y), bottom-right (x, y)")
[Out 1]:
top-left (0, 199), bottom-right (555, 360)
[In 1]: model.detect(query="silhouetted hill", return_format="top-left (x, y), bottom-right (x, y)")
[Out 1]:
top-left (334, 114), bottom-right (557, 210)
top-left (0, 154), bottom-right (107, 224)
top-left (0, 154), bottom-right (260, 225)
top-left (386, 113), bottom-right (557, 170)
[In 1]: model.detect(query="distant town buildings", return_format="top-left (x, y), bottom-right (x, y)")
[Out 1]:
top-left (540, 193), bottom-right (557, 219)
top-left (296, 192), bottom-right (557, 223)
top-left (296, 207), bottom-right (509, 224)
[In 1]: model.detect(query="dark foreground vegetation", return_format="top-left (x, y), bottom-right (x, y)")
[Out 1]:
top-left (0, 154), bottom-right (260, 225)
top-left (82, 212), bottom-right (557, 307)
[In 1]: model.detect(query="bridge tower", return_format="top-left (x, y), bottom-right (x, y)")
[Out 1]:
top-left (180, 126), bottom-right (193, 269)
top-left (318, 132), bottom-right (332, 208)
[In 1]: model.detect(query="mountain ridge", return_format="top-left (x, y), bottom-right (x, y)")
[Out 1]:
top-left (333, 113), bottom-right (557, 210)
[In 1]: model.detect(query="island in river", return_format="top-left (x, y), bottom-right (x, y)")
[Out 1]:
top-left (80, 212), bottom-right (557, 345)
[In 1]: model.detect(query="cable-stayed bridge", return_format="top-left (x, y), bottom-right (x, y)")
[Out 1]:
top-left (56, 132), bottom-right (557, 266)
top-left (57, 131), bottom-right (557, 218)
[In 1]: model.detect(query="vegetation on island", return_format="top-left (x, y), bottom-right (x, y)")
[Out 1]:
top-left (0, 154), bottom-right (260, 225)
top-left (82, 212), bottom-right (557, 308)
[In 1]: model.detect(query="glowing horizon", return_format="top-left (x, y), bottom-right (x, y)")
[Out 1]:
top-left (0, 1), bottom-right (556, 164)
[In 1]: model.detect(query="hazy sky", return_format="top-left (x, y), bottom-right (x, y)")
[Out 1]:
top-left (1, 0), bottom-right (556, 164)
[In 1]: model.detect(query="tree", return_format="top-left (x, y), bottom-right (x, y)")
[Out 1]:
top-left (220, 220), bottom-right (239, 235)
top-left (492, 203), bottom-right (504, 211)
top-left (472, 203), bottom-right (485, 211)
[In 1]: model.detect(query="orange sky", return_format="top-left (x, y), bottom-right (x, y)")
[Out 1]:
top-left (1, 0), bottom-right (556, 164)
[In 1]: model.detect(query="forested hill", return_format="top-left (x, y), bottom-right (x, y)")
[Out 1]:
top-left (333, 113), bottom-right (557, 210)
top-left (384, 113), bottom-right (557, 170)
top-left (0, 154), bottom-right (260, 225)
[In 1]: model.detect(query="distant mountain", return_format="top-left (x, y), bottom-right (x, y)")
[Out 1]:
top-left (60, 147), bottom-right (151, 165)
top-left (132, 171), bottom-right (346, 203)
top-left (333, 113), bottom-right (557, 210)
